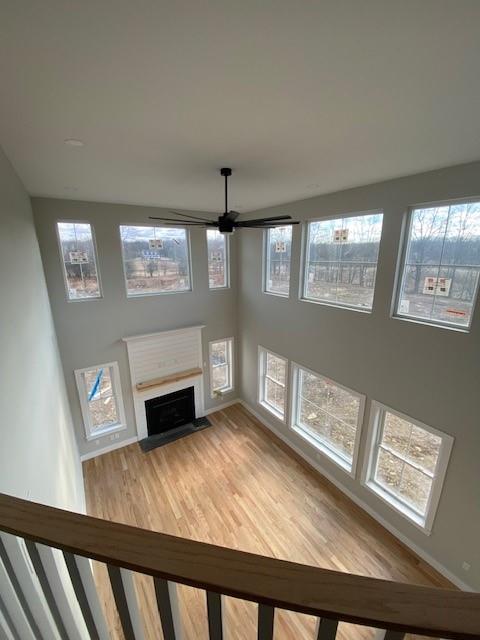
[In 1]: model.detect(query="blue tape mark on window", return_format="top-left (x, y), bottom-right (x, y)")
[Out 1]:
top-left (88, 368), bottom-right (104, 401)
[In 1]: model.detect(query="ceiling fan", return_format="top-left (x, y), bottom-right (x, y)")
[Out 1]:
top-left (149, 168), bottom-right (299, 233)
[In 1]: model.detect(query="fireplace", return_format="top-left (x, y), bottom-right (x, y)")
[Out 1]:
top-left (145, 386), bottom-right (195, 436)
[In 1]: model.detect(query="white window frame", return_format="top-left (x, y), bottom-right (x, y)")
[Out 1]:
top-left (206, 229), bottom-right (230, 290)
top-left (361, 401), bottom-right (454, 534)
top-left (258, 346), bottom-right (288, 422)
top-left (209, 337), bottom-right (234, 399)
top-left (56, 220), bottom-right (103, 302)
top-left (393, 197), bottom-right (480, 332)
top-left (75, 361), bottom-right (126, 441)
top-left (290, 363), bottom-right (365, 476)
top-left (119, 223), bottom-right (193, 298)
top-left (263, 226), bottom-right (293, 298)
top-left (300, 210), bottom-right (383, 313)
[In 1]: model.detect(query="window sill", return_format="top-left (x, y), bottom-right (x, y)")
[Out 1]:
top-left (125, 289), bottom-right (192, 299)
top-left (291, 424), bottom-right (353, 474)
top-left (392, 313), bottom-right (470, 334)
top-left (86, 423), bottom-right (127, 441)
top-left (211, 386), bottom-right (234, 400)
top-left (263, 290), bottom-right (290, 299)
top-left (299, 297), bottom-right (372, 314)
top-left (209, 286), bottom-right (231, 291)
top-left (259, 400), bottom-right (285, 423)
top-left (364, 480), bottom-right (431, 534)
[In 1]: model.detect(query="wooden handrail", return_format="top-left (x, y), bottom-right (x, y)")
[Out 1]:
top-left (0, 492), bottom-right (478, 639)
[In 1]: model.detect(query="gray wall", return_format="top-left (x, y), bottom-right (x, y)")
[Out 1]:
top-left (32, 198), bottom-right (238, 458)
top-left (238, 161), bottom-right (480, 590)
top-left (0, 148), bottom-right (84, 512)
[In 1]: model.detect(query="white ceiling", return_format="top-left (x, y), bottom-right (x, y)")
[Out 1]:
top-left (1, 1), bottom-right (480, 213)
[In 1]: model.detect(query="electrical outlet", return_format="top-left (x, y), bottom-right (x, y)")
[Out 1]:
top-left (462, 561), bottom-right (471, 572)
top-left (110, 434), bottom-right (115, 441)
top-left (114, 433), bottom-right (120, 439)
top-left (95, 439), bottom-right (100, 445)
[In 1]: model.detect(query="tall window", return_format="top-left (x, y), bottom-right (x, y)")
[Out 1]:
top-left (56, 222), bottom-right (101, 300)
top-left (291, 365), bottom-right (365, 473)
top-left (395, 200), bottom-right (480, 329)
top-left (258, 347), bottom-right (288, 420)
top-left (264, 226), bottom-right (292, 296)
top-left (209, 338), bottom-right (234, 398)
top-left (303, 212), bottom-right (383, 310)
top-left (75, 362), bottom-right (126, 440)
top-left (362, 402), bottom-right (453, 532)
top-left (119, 225), bottom-right (191, 296)
top-left (207, 229), bottom-right (229, 289)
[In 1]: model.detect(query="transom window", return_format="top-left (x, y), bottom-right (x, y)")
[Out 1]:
top-left (207, 229), bottom-right (229, 289)
top-left (56, 221), bottom-right (101, 300)
top-left (362, 402), bottom-right (453, 532)
top-left (264, 226), bottom-right (293, 296)
top-left (75, 362), bottom-right (126, 440)
top-left (291, 365), bottom-right (365, 473)
top-left (303, 212), bottom-right (383, 310)
top-left (395, 200), bottom-right (480, 329)
top-left (258, 347), bottom-right (288, 420)
top-left (119, 225), bottom-right (191, 296)
top-left (209, 338), bottom-right (234, 398)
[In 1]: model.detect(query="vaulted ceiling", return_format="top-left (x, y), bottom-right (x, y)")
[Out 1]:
top-left (1, 1), bottom-right (480, 212)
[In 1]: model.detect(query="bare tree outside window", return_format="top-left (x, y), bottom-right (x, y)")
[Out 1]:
top-left (265, 226), bottom-right (292, 296)
top-left (303, 212), bottom-right (383, 310)
top-left (396, 201), bottom-right (480, 328)
top-left (207, 229), bottom-right (229, 288)
top-left (57, 222), bottom-right (101, 299)
top-left (120, 225), bottom-right (191, 296)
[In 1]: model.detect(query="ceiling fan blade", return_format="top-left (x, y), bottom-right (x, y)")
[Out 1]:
top-left (237, 220), bottom-right (300, 227)
top-left (168, 210), bottom-right (215, 222)
top-left (241, 215), bottom-right (294, 224)
top-left (149, 216), bottom-right (207, 224)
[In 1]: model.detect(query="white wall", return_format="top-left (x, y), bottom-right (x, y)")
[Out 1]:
top-left (238, 161), bottom-right (480, 590)
top-left (0, 146), bottom-right (84, 512)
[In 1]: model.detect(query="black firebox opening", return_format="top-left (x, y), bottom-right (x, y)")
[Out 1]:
top-left (145, 386), bottom-right (195, 436)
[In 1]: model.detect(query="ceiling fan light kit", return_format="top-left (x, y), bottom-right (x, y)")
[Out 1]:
top-left (149, 168), bottom-right (299, 233)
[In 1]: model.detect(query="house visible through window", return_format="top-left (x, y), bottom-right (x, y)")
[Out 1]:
top-left (119, 225), bottom-right (191, 296)
top-left (264, 226), bottom-right (292, 296)
top-left (207, 229), bottom-right (229, 289)
top-left (291, 365), bottom-right (365, 473)
top-left (56, 221), bottom-right (101, 300)
top-left (75, 362), bottom-right (126, 440)
top-left (362, 402), bottom-right (454, 532)
top-left (258, 347), bottom-right (288, 420)
top-left (303, 212), bottom-right (383, 310)
top-left (395, 200), bottom-right (480, 329)
top-left (209, 338), bottom-right (234, 397)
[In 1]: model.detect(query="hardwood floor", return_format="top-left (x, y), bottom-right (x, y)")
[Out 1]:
top-left (83, 403), bottom-right (450, 640)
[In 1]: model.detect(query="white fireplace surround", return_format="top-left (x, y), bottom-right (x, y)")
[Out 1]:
top-left (123, 325), bottom-right (205, 440)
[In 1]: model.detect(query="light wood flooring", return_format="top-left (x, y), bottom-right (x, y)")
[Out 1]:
top-left (83, 403), bottom-right (450, 640)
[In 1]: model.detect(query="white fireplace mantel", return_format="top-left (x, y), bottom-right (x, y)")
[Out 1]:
top-left (123, 325), bottom-right (205, 440)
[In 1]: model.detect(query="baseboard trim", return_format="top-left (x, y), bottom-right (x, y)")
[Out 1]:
top-left (204, 398), bottom-right (241, 415)
top-left (239, 400), bottom-right (473, 592)
top-left (80, 436), bottom-right (139, 462)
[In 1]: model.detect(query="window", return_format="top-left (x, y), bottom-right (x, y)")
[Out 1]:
top-left (362, 402), bottom-right (453, 532)
top-left (395, 200), bottom-right (480, 329)
top-left (119, 225), bottom-right (191, 296)
top-left (207, 229), bottom-right (229, 289)
top-left (75, 362), bottom-right (126, 440)
top-left (264, 226), bottom-right (293, 296)
top-left (56, 222), bottom-right (101, 300)
top-left (302, 211), bottom-right (383, 310)
top-left (258, 347), bottom-right (288, 420)
top-left (291, 365), bottom-right (365, 473)
top-left (209, 338), bottom-right (234, 398)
